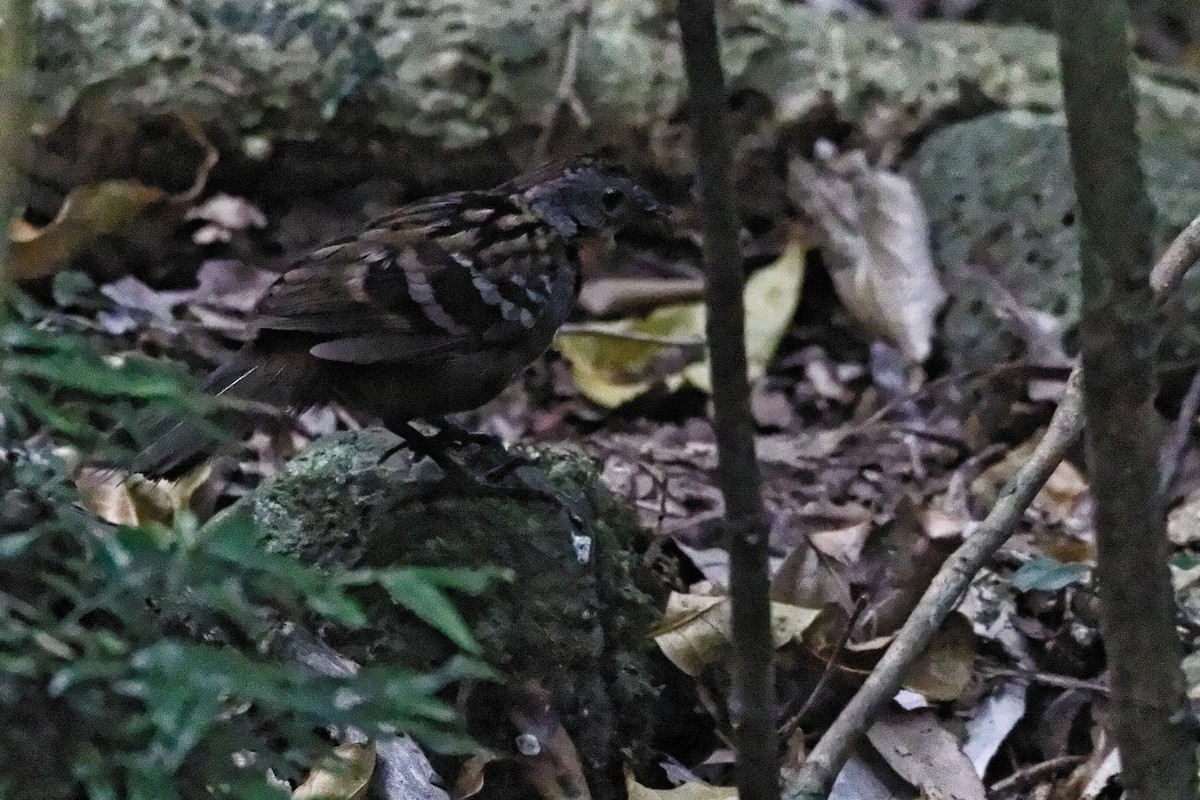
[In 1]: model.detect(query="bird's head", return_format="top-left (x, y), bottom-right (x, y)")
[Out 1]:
top-left (511, 156), bottom-right (671, 240)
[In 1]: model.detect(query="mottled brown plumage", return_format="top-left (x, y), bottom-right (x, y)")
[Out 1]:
top-left (135, 157), bottom-right (669, 474)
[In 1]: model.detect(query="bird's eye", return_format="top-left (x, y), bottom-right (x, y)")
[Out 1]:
top-left (601, 187), bottom-right (624, 211)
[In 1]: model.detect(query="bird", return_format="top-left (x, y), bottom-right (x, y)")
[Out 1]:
top-left (133, 157), bottom-right (671, 476)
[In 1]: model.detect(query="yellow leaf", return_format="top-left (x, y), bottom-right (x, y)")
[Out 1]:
top-left (11, 181), bottom-right (168, 281)
top-left (554, 318), bottom-right (697, 408)
top-left (76, 462), bottom-right (212, 527)
top-left (653, 593), bottom-right (728, 676)
top-left (685, 243), bottom-right (806, 392)
top-left (556, 243), bottom-right (805, 407)
top-left (653, 591), bottom-right (820, 676)
top-left (294, 742), bottom-right (376, 800)
top-left (625, 768), bottom-right (737, 800)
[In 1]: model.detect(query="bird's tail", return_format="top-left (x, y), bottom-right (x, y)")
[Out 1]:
top-left (131, 348), bottom-right (296, 476)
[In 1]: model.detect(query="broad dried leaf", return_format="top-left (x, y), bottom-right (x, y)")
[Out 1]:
top-left (294, 742), bottom-right (376, 800)
top-left (866, 709), bottom-right (985, 800)
top-left (771, 537), bottom-right (854, 611)
top-left (902, 612), bottom-right (976, 701)
top-left (556, 244), bottom-right (805, 407)
top-left (653, 594), bottom-right (727, 676)
top-left (508, 681), bottom-right (591, 800)
top-left (973, 436), bottom-right (1090, 526)
top-left (808, 519), bottom-right (872, 563)
top-left (653, 592), bottom-right (820, 676)
top-left (790, 149), bottom-right (945, 363)
top-left (13, 113), bottom-right (217, 280)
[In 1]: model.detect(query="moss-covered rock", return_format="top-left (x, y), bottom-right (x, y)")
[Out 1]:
top-left (249, 428), bottom-right (665, 800)
top-left (909, 110), bottom-right (1200, 372)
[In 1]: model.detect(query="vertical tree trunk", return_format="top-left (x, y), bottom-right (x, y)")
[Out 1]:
top-left (676, 3), bottom-right (780, 799)
top-left (1055, 2), bottom-right (1196, 798)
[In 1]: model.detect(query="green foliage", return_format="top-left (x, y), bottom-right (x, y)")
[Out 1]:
top-left (1009, 554), bottom-right (1089, 593)
top-left (0, 301), bottom-right (502, 799)
top-left (0, 298), bottom-right (214, 458)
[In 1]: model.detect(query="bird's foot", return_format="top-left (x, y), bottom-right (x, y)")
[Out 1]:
top-left (379, 420), bottom-right (530, 475)
top-left (382, 422), bottom-right (584, 531)
top-left (428, 417), bottom-right (498, 450)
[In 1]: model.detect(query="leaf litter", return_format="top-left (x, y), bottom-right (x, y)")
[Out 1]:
top-left (24, 48), bottom-right (1200, 800)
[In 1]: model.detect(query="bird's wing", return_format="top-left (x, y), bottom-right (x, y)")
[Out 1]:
top-left (253, 207), bottom-right (558, 365)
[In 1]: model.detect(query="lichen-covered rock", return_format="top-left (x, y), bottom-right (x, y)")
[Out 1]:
top-left (908, 111), bottom-right (1200, 372)
top-left (249, 428), bottom-right (665, 800)
top-left (29, 0), bottom-right (1200, 175)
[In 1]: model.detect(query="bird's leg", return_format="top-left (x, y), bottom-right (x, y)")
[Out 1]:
top-left (381, 422), bottom-right (582, 528)
top-left (380, 420), bottom-right (475, 482)
top-left (429, 417), bottom-right (540, 477)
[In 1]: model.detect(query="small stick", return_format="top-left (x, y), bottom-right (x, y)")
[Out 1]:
top-left (533, 0), bottom-right (591, 161)
top-left (779, 596), bottom-right (868, 739)
top-left (988, 754), bottom-right (1086, 798)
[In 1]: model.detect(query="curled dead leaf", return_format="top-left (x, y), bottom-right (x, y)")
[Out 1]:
top-left (76, 462), bottom-right (212, 527)
top-left (13, 111), bottom-right (217, 280)
top-left (12, 181), bottom-right (168, 281)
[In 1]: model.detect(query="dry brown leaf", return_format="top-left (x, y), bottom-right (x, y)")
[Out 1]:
top-left (972, 436), bottom-right (1089, 524)
top-left (866, 709), bottom-right (985, 800)
top-left (509, 682), bottom-right (592, 800)
top-left (451, 753), bottom-right (495, 800)
top-left (11, 181), bottom-right (168, 281)
top-left (901, 612), bottom-right (976, 702)
top-left (808, 519), bottom-right (872, 563)
top-left (1037, 460), bottom-right (1090, 524)
top-left (13, 113), bottom-right (217, 281)
top-left (771, 537), bottom-right (854, 611)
